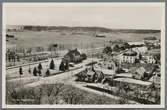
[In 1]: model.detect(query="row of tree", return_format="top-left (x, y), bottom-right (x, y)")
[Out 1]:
top-left (19, 59), bottom-right (70, 77)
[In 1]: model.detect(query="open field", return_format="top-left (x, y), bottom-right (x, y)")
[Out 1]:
top-left (6, 30), bottom-right (160, 49)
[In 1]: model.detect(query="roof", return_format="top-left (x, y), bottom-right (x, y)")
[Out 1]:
top-left (114, 78), bottom-right (152, 86)
top-left (65, 48), bottom-right (81, 56)
top-left (87, 71), bottom-right (95, 76)
top-left (95, 68), bottom-right (115, 75)
top-left (132, 46), bottom-right (148, 52)
top-left (128, 41), bottom-right (145, 45)
top-left (123, 50), bottom-right (137, 56)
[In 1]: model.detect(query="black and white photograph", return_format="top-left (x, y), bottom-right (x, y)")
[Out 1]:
top-left (2, 2), bottom-right (165, 108)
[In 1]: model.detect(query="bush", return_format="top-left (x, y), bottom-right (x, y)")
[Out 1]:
top-left (103, 46), bottom-right (112, 55)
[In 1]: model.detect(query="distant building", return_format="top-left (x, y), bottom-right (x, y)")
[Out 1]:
top-left (128, 41), bottom-right (145, 46)
top-left (132, 67), bottom-right (146, 80)
top-left (101, 60), bottom-right (117, 70)
top-left (6, 25), bottom-right (24, 31)
top-left (119, 50), bottom-right (138, 63)
top-left (95, 34), bottom-right (106, 38)
top-left (132, 46), bottom-right (148, 54)
top-left (142, 54), bottom-right (156, 64)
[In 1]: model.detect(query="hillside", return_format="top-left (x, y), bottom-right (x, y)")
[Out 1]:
top-left (7, 25), bottom-right (161, 33)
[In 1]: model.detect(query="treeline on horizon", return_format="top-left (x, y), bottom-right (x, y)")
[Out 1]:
top-left (8, 25), bottom-right (161, 33)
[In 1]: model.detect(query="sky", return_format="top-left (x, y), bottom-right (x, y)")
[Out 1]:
top-left (3, 3), bottom-right (164, 30)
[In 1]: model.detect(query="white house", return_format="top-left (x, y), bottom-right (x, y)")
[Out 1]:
top-left (142, 54), bottom-right (156, 63)
top-left (119, 50), bottom-right (138, 63)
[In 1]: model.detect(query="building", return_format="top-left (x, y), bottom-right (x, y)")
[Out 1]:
top-left (119, 50), bottom-right (138, 63)
top-left (100, 59), bottom-right (117, 70)
top-left (76, 66), bottom-right (104, 83)
top-left (149, 72), bottom-right (160, 88)
top-left (128, 41), bottom-right (145, 46)
top-left (132, 46), bottom-right (148, 54)
top-left (142, 54), bottom-right (156, 64)
top-left (63, 48), bottom-right (86, 63)
top-left (132, 67), bottom-right (146, 80)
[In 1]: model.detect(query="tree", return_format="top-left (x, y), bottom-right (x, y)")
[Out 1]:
top-left (38, 63), bottom-right (43, 70)
top-left (59, 61), bottom-right (65, 71)
top-left (62, 87), bottom-right (84, 104)
top-left (33, 67), bottom-right (38, 76)
top-left (49, 59), bottom-right (55, 70)
top-left (19, 66), bottom-right (23, 76)
top-left (65, 61), bottom-right (69, 71)
top-left (103, 46), bottom-right (112, 55)
top-left (28, 68), bottom-right (31, 74)
top-left (45, 69), bottom-right (50, 76)
top-left (113, 45), bottom-right (120, 52)
top-left (38, 69), bottom-right (42, 76)
top-left (81, 53), bottom-right (87, 60)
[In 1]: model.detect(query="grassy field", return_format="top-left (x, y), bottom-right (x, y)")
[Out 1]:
top-left (6, 30), bottom-right (161, 50)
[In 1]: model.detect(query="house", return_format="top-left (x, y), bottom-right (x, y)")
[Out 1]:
top-left (85, 68), bottom-right (97, 83)
top-left (63, 48), bottom-right (86, 64)
top-left (119, 50), bottom-right (138, 63)
top-left (76, 66), bottom-right (104, 83)
top-left (142, 54), bottom-right (156, 64)
top-left (132, 46), bottom-right (148, 54)
top-left (132, 67), bottom-right (146, 80)
top-left (128, 41), bottom-right (145, 46)
top-left (109, 40), bottom-right (130, 52)
top-left (149, 72), bottom-right (160, 88)
top-left (101, 60), bottom-right (118, 70)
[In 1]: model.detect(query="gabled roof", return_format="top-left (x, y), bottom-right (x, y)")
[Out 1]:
top-left (65, 48), bottom-right (81, 57)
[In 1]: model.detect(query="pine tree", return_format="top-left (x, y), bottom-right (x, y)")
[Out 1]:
top-left (49, 59), bottom-right (55, 70)
top-left (59, 61), bottom-right (65, 71)
top-left (28, 68), bottom-right (31, 74)
top-left (38, 63), bottom-right (43, 70)
top-left (33, 67), bottom-right (37, 76)
top-left (19, 66), bottom-right (23, 76)
top-left (38, 69), bottom-right (42, 76)
top-left (65, 61), bottom-right (69, 70)
top-left (45, 69), bottom-right (50, 76)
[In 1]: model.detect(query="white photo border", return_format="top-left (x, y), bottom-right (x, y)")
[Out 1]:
top-left (2, 2), bottom-right (165, 108)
